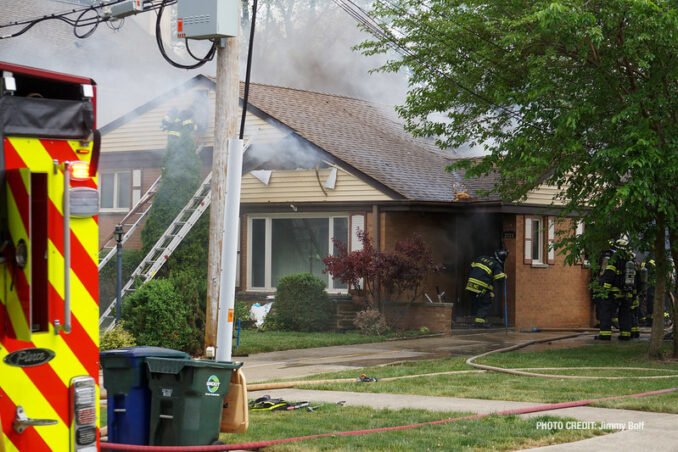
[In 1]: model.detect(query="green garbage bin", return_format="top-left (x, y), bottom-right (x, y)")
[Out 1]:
top-left (100, 347), bottom-right (191, 445)
top-left (146, 357), bottom-right (243, 446)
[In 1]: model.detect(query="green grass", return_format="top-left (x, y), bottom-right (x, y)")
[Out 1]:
top-left (222, 405), bottom-right (609, 451)
top-left (232, 329), bottom-right (427, 355)
top-left (281, 342), bottom-right (678, 413)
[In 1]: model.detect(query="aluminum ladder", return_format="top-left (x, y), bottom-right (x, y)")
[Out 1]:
top-left (98, 175), bottom-right (161, 270)
top-left (99, 172), bottom-right (213, 331)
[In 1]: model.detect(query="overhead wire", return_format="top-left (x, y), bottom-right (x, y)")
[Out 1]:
top-left (0, 0), bottom-right (216, 69)
top-left (331, 0), bottom-right (547, 134)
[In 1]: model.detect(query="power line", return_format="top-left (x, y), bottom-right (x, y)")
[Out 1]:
top-left (331, 0), bottom-right (546, 133)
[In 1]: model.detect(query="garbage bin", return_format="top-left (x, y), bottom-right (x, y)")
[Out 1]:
top-left (100, 347), bottom-right (190, 445)
top-left (146, 357), bottom-right (243, 446)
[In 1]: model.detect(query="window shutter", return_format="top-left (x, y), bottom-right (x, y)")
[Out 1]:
top-left (350, 214), bottom-right (365, 252)
top-left (547, 217), bottom-right (555, 264)
top-left (524, 216), bottom-right (533, 264)
top-left (575, 220), bottom-right (585, 265)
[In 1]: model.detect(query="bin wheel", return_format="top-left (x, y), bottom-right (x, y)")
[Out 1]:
top-left (211, 440), bottom-right (226, 445)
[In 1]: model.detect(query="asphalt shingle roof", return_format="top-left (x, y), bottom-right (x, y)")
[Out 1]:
top-left (242, 82), bottom-right (499, 202)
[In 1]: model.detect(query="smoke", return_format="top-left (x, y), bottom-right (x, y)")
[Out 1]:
top-left (247, 1), bottom-right (407, 107)
top-left (0, 1), bottom-right (212, 126)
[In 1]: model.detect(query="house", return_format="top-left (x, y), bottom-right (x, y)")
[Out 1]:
top-left (98, 75), bottom-right (593, 333)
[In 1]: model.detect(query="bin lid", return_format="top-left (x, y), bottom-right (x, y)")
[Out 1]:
top-left (100, 346), bottom-right (191, 359)
top-left (146, 357), bottom-right (243, 375)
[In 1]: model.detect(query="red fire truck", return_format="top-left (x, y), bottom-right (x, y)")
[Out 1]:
top-left (0, 62), bottom-right (100, 451)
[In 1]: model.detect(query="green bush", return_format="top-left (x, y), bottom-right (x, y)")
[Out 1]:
top-left (265, 273), bottom-right (335, 332)
top-left (353, 309), bottom-right (389, 336)
top-left (235, 300), bottom-right (256, 329)
top-left (100, 324), bottom-right (136, 351)
top-left (121, 279), bottom-right (201, 355)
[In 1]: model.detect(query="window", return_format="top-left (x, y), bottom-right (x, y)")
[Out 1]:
top-left (524, 216), bottom-right (555, 266)
top-left (100, 171), bottom-right (131, 211)
top-left (248, 215), bottom-right (349, 292)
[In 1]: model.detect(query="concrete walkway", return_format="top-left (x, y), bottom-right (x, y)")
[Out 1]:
top-left (247, 388), bottom-right (678, 451)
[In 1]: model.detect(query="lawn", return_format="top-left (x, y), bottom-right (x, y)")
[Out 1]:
top-left (232, 329), bottom-right (428, 355)
top-left (275, 342), bottom-right (678, 413)
top-left (222, 405), bottom-right (609, 451)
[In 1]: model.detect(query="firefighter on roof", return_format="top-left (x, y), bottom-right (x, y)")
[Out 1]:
top-left (465, 249), bottom-right (508, 328)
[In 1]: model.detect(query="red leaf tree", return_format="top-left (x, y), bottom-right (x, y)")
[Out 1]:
top-left (323, 230), bottom-right (442, 325)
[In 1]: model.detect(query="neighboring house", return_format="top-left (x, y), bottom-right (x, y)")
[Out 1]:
top-left (99, 75), bottom-right (592, 332)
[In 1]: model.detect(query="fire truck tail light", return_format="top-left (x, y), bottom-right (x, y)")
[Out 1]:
top-left (74, 384), bottom-right (95, 407)
top-left (70, 161), bottom-right (91, 181)
top-left (76, 406), bottom-right (96, 425)
top-left (76, 426), bottom-right (97, 445)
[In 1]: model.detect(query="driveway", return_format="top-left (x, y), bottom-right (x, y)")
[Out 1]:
top-left (237, 329), bottom-right (594, 382)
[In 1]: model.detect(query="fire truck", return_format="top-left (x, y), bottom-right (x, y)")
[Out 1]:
top-left (0, 62), bottom-right (100, 451)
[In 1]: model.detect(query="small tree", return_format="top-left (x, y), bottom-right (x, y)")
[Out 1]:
top-left (324, 230), bottom-right (442, 325)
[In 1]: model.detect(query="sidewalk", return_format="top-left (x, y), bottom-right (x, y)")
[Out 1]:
top-left (248, 388), bottom-right (678, 451)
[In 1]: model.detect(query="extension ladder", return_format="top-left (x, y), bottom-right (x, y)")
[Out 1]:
top-left (99, 172), bottom-right (213, 331)
top-left (98, 176), bottom-right (161, 270)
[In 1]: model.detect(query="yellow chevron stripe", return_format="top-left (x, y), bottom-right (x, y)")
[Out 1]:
top-left (70, 217), bottom-right (99, 264)
top-left (0, 348), bottom-right (70, 448)
top-left (2, 434), bottom-right (19, 452)
top-left (5, 170), bottom-right (31, 341)
top-left (48, 242), bottom-right (99, 346)
top-left (29, 326), bottom-right (90, 388)
top-left (6, 138), bottom-right (53, 173)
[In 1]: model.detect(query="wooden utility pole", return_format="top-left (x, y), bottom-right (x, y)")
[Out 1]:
top-left (205, 7), bottom-right (241, 354)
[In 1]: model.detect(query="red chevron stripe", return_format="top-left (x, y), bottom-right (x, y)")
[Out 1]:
top-left (1, 339), bottom-right (69, 424)
top-left (0, 295), bottom-right (16, 341)
top-left (48, 201), bottom-right (98, 303)
top-left (6, 171), bottom-right (29, 232)
top-left (48, 285), bottom-right (99, 380)
top-left (4, 230), bottom-right (30, 336)
top-left (40, 139), bottom-right (97, 189)
top-left (3, 138), bottom-right (26, 170)
top-left (0, 386), bottom-right (52, 452)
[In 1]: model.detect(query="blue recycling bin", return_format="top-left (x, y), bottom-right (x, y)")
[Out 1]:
top-left (100, 346), bottom-right (190, 445)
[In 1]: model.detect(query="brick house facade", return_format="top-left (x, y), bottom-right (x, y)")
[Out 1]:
top-left (99, 76), bottom-right (593, 333)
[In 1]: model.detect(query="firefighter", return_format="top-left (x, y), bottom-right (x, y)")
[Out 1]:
top-left (592, 244), bottom-right (615, 328)
top-left (465, 249), bottom-right (508, 328)
top-left (596, 239), bottom-right (635, 341)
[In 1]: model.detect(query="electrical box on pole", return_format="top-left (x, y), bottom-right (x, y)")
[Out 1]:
top-left (177, 0), bottom-right (239, 39)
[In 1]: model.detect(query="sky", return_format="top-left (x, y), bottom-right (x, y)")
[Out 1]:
top-left (0, 1), bottom-right (408, 127)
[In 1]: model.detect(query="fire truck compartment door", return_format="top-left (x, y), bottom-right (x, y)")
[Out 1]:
top-left (4, 168), bottom-right (32, 341)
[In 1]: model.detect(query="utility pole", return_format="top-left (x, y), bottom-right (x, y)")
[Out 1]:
top-left (205, 2), bottom-right (241, 357)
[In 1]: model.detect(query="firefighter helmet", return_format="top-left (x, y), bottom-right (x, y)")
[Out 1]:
top-left (494, 249), bottom-right (509, 263)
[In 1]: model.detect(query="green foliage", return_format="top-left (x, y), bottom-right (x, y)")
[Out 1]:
top-left (99, 249), bottom-right (143, 314)
top-left (234, 300), bottom-right (256, 330)
top-left (121, 279), bottom-right (201, 355)
top-left (353, 309), bottom-right (389, 336)
top-left (361, 0), bottom-right (678, 356)
top-left (100, 324), bottom-right (136, 351)
top-left (141, 111), bottom-right (204, 263)
top-left (265, 273), bottom-right (335, 332)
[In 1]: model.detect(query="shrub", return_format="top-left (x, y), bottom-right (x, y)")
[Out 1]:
top-left (100, 324), bottom-right (136, 351)
top-left (265, 273), bottom-right (334, 332)
top-left (235, 300), bottom-right (256, 330)
top-left (353, 309), bottom-right (389, 336)
top-left (122, 279), bottom-right (200, 355)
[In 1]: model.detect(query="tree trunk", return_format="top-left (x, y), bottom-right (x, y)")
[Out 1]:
top-left (669, 227), bottom-right (678, 359)
top-left (648, 214), bottom-right (667, 359)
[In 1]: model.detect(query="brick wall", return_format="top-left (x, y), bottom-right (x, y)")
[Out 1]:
top-left (508, 215), bottom-right (593, 329)
top-left (384, 302), bottom-right (452, 334)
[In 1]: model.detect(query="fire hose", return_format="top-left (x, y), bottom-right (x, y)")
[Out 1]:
top-left (100, 386), bottom-right (678, 451)
top-left (101, 333), bottom-right (678, 450)
top-left (465, 333), bottom-right (678, 379)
